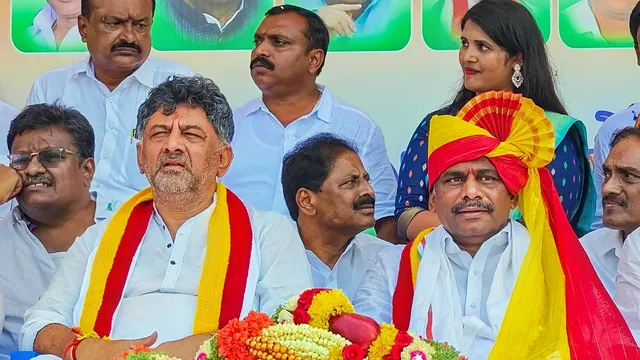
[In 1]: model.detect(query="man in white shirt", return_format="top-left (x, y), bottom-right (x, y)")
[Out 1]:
top-left (281, 133), bottom-right (391, 301)
top-left (354, 101), bottom-right (637, 358)
top-left (582, 127), bottom-right (640, 343)
top-left (591, 2), bottom-right (640, 229)
top-left (27, 0), bottom-right (194, 220)
top-left (0, 104), bottom-right (97, 359)
top-left (20, 76), bottom-right (312, 360)
top-left (27, 0), bottom-right (83, 51)
top-left (223, 5), bottom-right (400, 243)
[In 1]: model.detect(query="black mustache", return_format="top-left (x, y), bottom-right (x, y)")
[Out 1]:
top-left (451, 200), bottom-right (495, 213)
top-left (24, 174), bottom-right (53, 186)
top-left (603, 194), bottom-right (627, 208)
top-left (353, 196), bottom-right (375, 210)
top-left (111, 41), bottom-right (142, 53)
top-left (250, 56), bottom-right (275, 71)
top-left (158, 152), bottom-right (190, 168)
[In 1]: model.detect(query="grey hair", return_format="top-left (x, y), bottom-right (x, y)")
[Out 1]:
top-left (135, 75), bottom-right (234, 145)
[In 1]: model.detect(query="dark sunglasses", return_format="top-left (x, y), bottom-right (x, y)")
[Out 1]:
top-left (8, 148), bottom-right (78, 171)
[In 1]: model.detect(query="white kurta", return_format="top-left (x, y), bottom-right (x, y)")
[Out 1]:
top-left (354, 221), bottom-right (529, 360)
top-left (614, 227), bottom-right (640, 344)
top-left (580, 227), bottom-right (623, 297)
top-left (20, 195), bottom-right (313, 359)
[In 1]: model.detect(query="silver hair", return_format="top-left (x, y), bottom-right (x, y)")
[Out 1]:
top-left (135, 75), bottom-right (234, 145)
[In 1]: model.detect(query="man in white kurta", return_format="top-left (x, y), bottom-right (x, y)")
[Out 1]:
top-left (20, 76), bottom-right (312, 360)
top-left (281, 133), bottom-right (392, 301)
top-left (354, 96), bottom-right (637, 359)
top-left (581, 127), bottom-right (640, 343)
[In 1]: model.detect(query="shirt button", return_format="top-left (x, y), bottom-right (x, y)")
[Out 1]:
top-left (167, 243), bottom-right (172, 248)
top-left (328, 275), bottom-right (334, 282)
top-left (108, 124), bottom-right (114, 130)
top-left (102, 154), bottom-right (109, 159)
top-left (108, 98), bottom-right (114, 103)
top-left (170, 260), bottom-right (176, 265)
top-left (473, 269), bottom-right (479, 275)
top-left (95, 184), bottom-right (101, 189)
top-left (470, 303), bottom-right (477, 309)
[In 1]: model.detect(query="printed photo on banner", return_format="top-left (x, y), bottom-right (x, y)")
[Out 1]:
top-left (559, 0), bottom-right (636, 48)
top-left (422, 0), bottom-right (551, 50)
top-left (11, 0), bottom-right (87, 53)
top-left (284, 0), bottom-right (411, 51)
top-left (152, 0), bottom-right (275, 51)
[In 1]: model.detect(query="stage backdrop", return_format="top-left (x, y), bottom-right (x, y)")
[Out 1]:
top-left (1, 0), bottom-right (639, 169)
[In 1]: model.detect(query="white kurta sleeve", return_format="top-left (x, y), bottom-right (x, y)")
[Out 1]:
top-left (19, 221), bottom-right (108, 351)
top-left (352, 245), bottom-right (404, 324)
top-left (250, 209), bottom-right (313, 316)
top-left (614, 228), bottom-right (640, 344)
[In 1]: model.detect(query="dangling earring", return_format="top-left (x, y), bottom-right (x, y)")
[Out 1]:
top-left (511, 63), bottom-right (523, 88)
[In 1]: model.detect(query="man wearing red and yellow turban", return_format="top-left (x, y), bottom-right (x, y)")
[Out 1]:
top-left (353, 91), bottom-right (639, 359)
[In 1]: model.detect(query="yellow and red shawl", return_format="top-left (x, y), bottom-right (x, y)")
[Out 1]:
top-left (78, 182), bottom-right (252, 338)
top-left (392, 91), bottom-right (640, 359)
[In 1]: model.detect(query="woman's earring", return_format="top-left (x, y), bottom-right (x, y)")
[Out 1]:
top-left (512, 63), bottom-right (523, 88)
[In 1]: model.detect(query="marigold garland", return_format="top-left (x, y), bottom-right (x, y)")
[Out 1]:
top-left (215, 311), bottom-right (274, 360)
top-left (366, 324), bottom-right (399, 360)
top-left (306, 290), bottom-right (354, 329)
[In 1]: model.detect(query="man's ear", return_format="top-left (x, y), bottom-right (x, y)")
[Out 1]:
top-left (308, 49), bottom-right (325, 76)
top-left (510, 194), bottom-right (519, 209)
top-left (136, 140), bottom-right (145, 175)
top-left (296, 188), bottom-right (316, 218)
top-left (81, 158), bottom-right (96, 187)
top-left (78, 15), bottom-right (89, 43)
top-left (214, 145), bottom-right (234, 178)
top-left (428, 187), bottom-right (436, 209)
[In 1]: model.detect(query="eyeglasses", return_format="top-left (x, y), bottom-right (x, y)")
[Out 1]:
top-left (8, 148), bottom-right (78, 171)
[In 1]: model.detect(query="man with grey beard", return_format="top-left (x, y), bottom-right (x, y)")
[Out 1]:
top-left (20, 76), bottom-right (312, 360)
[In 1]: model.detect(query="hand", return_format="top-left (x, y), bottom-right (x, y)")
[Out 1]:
top-left (155, 333), bottom-right (214, 360)
top-left (0, 164), bottom-right (22, 204)
top-left (316, 4), bottom-right (362, 37)
top-left (74, 332), bottom-right (158, 360)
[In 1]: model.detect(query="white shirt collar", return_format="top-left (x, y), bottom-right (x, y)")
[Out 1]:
top-left (201, 0), bottom-right (245, 31)
top-left (594, 228), bottom-right (624, 258)
top-left (443, 221), bottom-right (512, 256)
top-left (151, 193), bottom-right (218, 230)
top-left (565, 0), bottom-right (605, 41)
top-left (244, 84), bottom-right (334, 123)
top-left (72, 57), bottom-right (157, 89)
top-left (32, 4), bottom-right (56, 32)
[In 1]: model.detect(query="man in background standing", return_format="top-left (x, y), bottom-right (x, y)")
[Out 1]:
top-left (27, 0), bottom-right (194, 220)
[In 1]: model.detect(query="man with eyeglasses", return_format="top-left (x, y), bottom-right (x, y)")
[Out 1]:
top-left (0, 103), bottom-right (96, 358)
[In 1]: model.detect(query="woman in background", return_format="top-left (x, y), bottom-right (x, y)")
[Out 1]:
top-left (395, 0), bottom-right (595, 241)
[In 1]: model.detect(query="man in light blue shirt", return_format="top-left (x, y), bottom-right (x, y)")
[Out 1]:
top-left (592, 2), bottom-right (640, 229)
top-left (281, 133), bottom-right (392, 301)
top-left (223, 5), bottom-right (400, 243)
top-left (0, 104), bottom-right (97, 359)
top-left (27, 0), bottom-right (194, 220)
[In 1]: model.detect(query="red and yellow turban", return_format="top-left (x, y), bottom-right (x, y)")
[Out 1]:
top-left (426, 91), bottom-right (639, 358)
